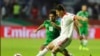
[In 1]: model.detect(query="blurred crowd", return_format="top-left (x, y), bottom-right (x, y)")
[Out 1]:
top-left (1, 0), bottom-right (100, 24)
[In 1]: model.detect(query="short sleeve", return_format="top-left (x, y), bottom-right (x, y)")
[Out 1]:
top-left (76, 11), bottom-right (81, 16)
top-left (57, 20), bottom-right (60, 26)
top-left (42, 20), bottom-right (46, 26)
top-left (70, 14), bottom-right (75, 21)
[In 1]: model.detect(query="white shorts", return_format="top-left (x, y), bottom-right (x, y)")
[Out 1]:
top-left (52, 35), bottom-right (72, 50)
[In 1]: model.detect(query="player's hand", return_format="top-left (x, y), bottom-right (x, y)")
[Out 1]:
top-left (51, 21), bottom-right (55, 25)
top-left (78, 23), bottom-right (82, 27)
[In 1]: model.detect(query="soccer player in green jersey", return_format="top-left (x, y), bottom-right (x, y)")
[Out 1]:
top-left (77, 5), bottom-right (89, 51)
top-left (35, 10), bottom-right (60, 56)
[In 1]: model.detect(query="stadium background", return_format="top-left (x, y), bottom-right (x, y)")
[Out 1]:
top-left (1, 0), bottom-right (100, 56)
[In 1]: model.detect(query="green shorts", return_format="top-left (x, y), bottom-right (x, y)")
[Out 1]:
top-left (79, 27), bottom-right (88, 36)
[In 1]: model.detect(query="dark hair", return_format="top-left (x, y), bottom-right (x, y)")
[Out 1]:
top-left (49, 9), bottom-right (57, 16)
top-left (55, 4), bottom-right (65, 11)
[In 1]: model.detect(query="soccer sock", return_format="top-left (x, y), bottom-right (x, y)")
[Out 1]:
top-left (51, 53), bottom-right (56, 56)
top-left (80, 40), bottom-right (83, 46)
top-left (36, 48), bottom-right (48, 56)
top-left (82, 39), bottom-right (88, 47)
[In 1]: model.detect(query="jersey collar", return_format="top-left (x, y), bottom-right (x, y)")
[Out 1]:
top-left (62, 12), bottom-right (67, 18)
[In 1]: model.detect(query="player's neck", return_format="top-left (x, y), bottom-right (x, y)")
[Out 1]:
top-left (50, 20), bottom-right (55, 22)
top-left (82, 10), bottom-right (86, 12)
top-left (61, 12), bottom-right (67, 18)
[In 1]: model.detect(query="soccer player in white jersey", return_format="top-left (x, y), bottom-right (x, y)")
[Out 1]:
top-left (36, 4), bottom-right (88, 56)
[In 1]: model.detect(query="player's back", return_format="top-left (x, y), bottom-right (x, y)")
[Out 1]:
top-left (60, 13), bottom-right (75, 38)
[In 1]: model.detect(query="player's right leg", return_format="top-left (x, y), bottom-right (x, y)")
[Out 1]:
top-left (40, 44), bottom-right (47, 51)
top-left (82, 27), bottom-right (89, 51)
top-left (51, 47), bottom-right (59, 56)
top-left (59, 49), bottom-right (71, 56)
top-left (36, 44), bottom-right (46, 56)
top-left (78, 28), bottom-right (84, 50)
top-left (36, 42), bottom-right (55, 56)
top-left (79, 27), bottom-right (89, 51)
top-left (51, 38), bottom-right (72, 56)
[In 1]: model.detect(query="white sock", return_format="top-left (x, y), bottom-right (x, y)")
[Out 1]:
top-left (36, 48), bottom-right (48, 56)
top-left (51, 53), bottom-right (56, 56)
top-left (82, 40), bottom-right (88, 47)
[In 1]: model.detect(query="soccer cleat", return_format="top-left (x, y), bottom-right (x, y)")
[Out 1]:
top-left (69, 53), bottom-right (73, 56)
top-left (82, 47), bottom-right (89, 51)
top-left (79, 45), bottom-right (83, 50)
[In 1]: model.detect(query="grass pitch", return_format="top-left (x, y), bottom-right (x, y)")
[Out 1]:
top-left (1, 38), bottom-right (100, 56)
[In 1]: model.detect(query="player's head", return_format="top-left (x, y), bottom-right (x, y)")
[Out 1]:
top-left (81, 5), bottom-right (87, 11)
top-left (49, 10), bottom-right (57, 21)
top-left (55, 4), bottom-right (65, 17)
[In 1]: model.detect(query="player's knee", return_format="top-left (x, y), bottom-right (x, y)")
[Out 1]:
top-left (51, 50), bottom-right (57, 54)
top-left (51, 47), bottom-right (59, 54)
top-left (79, 36), bottom-right (83, 40)
top-left (47, 43), bottom-right (55, 50)
top-left (40, 45), bottom-right (46, 50)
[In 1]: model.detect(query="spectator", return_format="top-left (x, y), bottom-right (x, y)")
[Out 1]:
top-left (94, 4), bottom-right (100, 19)
top-left (31, 6), bottom-right (39, 19)
top-left (1, 6), bottom-right (6, 19)
top-left (41, 4), bottom-right (47, 19)
top-left (13, 2), bottom-right (21, 19)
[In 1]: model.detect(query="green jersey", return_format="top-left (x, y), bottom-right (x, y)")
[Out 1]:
top-left (77, 11), bottom-right (89, 27)
top-left (43, 20), bottom-right (60, 45)
top-left (77, 11), bottom-right (89, 35)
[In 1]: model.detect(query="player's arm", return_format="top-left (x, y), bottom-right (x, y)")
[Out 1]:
top-left (74, 20), bottom-right (80, 35)
top-left (74, 15), bottom-right (88, 21)
top-left (74, 15), bottom-right (87, 35)
top-left (51, 21), bottom-right (61, 30)
top-left (34, 24), bottom-right (44, 33)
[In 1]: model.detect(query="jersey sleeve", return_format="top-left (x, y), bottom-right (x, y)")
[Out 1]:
top-left (57, 21), bottom-right (61, 26)
top-left (42, 20), bottom-right (47, 26)
top-left (76, 11), bottom-right (81, 16)
top-left (70, 14), bottom-right (75, 21)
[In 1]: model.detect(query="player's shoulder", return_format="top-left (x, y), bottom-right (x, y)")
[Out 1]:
top-left (43, 20), bottom-right (50, 24)
top-left (77, 11), bottom-right (83, 14)
top-left (76, 11), bottom-right (82, 15)
top-left (67, 12), bottom-right (75, 17)
top-left (44, 20), bottom-right (50, 22)
top-left (63, 12), bottom-right (73, 17)
top-left (55, 20), bottom-right (60, 24)
top-left (63, 12), bottom-right (75, 20)
top-left (67, 12), bottom-right (74, 15)
top-left (78, 11), bottom-right (82, 13)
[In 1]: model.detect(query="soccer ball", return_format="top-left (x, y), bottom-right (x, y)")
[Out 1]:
top-left (14, 53), bottom-right (22, 56)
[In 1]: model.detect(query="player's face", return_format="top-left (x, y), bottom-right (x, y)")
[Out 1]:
top-left (49, 14), bottom-right (55, 21)
top-left (82, 5), bottom-right (87, 11)
top-left (56, 10), bottom-right (63, 17)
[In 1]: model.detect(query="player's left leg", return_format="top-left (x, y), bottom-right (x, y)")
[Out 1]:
top-left (36, 44), bottom-right (47, 56)
top-left (59, 38), bottom-right (72, 56)
top-left (59, 49), bottom-right (72, 56)
top-left (78, 27), bottom-right (84, 50)
top-left (51, 46), bottom-right (60, 56)
top-left (36, 42), bottom-right (55, 56)
top-left (82, 27), bottom-right (89, 51)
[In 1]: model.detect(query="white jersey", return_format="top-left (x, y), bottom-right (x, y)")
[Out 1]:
top-left (52, 13), bottom-right (75, 50)
top-left (60, 13), bottom-right (75, 39)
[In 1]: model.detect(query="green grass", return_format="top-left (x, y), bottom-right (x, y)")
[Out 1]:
top-left (1, 38), bottom-right (100, 56)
